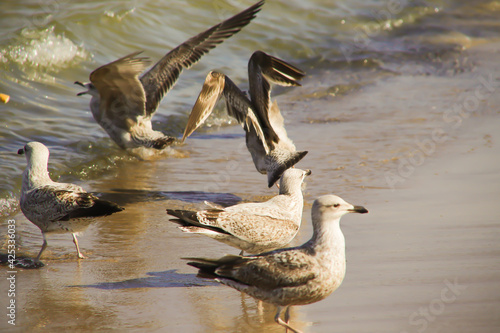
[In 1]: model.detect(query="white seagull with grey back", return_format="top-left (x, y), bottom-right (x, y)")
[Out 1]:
top-left (181, 50), bottom-right (308, 187)
top-left (185, 194), bottom-right (368, 333)
top-left (167, 168), bottom-right (310, 254)
top-left (75, 1), bottom-right (264, 150)
top-left (18, 142), bottom-right (123, 261)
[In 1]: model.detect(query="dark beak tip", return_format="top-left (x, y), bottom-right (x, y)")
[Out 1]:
top-left (352, 206), bottom-right (368, 214)
top-left (305, 169), bottom-right (312, 176)
top-left (17, 148), bottom-right (24, 155)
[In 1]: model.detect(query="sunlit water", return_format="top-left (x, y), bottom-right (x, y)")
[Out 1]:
top-left (1, 0), bottom-right (500, 332)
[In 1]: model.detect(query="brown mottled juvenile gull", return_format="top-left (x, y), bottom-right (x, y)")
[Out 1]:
top-left (18, 142), bottom-right (124, 261)
top-left (167, 168), bottom-right (311, 254)
top-left (185, 194), bottom-right (368, 333)
top-left (75, 1), bottom-right (264, 150)
top-left (181, 50), bottom-right (307, 187)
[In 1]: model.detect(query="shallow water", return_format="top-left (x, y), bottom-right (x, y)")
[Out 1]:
top-left (1, 0), bottom-right (500, 332)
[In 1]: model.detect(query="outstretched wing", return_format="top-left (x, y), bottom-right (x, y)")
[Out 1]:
top-left (248, 51), bottom-right (305, 147)
top-left (90, 51), bottom-right (150, 129)
top-left (182, 71), bottom-right (271, 153)
top-left (140, 0), bottom-right (265, 116)
top-left (182, 71), bottom-right (226, 142)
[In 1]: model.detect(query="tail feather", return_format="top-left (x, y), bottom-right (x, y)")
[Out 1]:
top-left (152, 136), bottom-right (176, 149)
top-left (166, 209), bottom-right (230, 235)
top-left (131, 135), bottom-right (175, 149)
top-left (184, 255), bottom-right (254, 278)
top-left (166, 209), bottom-right (199, 225)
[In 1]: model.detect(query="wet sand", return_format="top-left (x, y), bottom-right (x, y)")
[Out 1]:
top-left (1, 42), bottom-right (500, 332)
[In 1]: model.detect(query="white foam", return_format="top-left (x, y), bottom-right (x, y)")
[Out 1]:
top-left (0, 193), bottom-right (19, 217)
top-left (2, 26), bottom-right (88, 70)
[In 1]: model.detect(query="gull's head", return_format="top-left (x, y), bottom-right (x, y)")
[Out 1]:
top-left (313, 194), bottom-right (368, 222)
top-left (279, 168), bottom-right (311, 194)
top-left (18, 142), bottom-right (50, 167)
top-left (75, 81), bottom-right (98, 97)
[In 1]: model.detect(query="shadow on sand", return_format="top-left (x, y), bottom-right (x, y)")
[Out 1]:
top-left (71, 269), bottom-right (218, 289)
top-left (97, 190), bottom-right (242, 208)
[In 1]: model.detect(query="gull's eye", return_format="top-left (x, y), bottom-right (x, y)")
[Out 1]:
top-left (333, 203), bottom-right (340, 208)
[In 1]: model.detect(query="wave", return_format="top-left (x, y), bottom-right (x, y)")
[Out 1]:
top-left (0, 26), bottom-right (89, 76)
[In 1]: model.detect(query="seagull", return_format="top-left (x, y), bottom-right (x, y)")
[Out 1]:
top-left (181, 50), bottom-right (307, 187)
top-left (167, 168), bottom-right (311, 254)
top-left (185, 194), bottom-right (368, 333)
top-left (75, 1), bottom-right (264, 150)
top-left (18, 142), bottom-right (124, 261)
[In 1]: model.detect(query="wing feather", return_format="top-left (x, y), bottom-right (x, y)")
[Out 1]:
top-left (188, 250), bottom-right (316, 290)
top-left (24, 186), bottom-right (96, 222)
top-left (89, 51), bottom-right (150, 129)
top-left (140, 1), bottom-right (264, 115)
top-left (182, 72), bottom-right (226, 142)
top-left (247, 51), bottom-right (305, 147)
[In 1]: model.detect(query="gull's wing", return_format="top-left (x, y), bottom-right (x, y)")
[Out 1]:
top-left (186, 249), bottom-right (316, 290)
top-left (182, 71), bottom-right (226, 142)
top-left (140, 0), bottom-right (265, 116)
top-left (24, 185), bottom-right (94, 222)
top-left (201, 212), bottom-right (297, 245)
top-left (89, 51), bottom-right (150, 130)
top-left (222, 250), bottom-right (316, 289)
top-left (248, 51), bottom-right (305, 146)
top-left (182, 72), bottom-right (270, 153)
top-left (25, 185), bottom-right (123, 222)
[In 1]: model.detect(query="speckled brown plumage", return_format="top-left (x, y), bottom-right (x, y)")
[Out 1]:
top-left (167, 168), bottom-right (310, 254)
top-left (185, 194), bottom-right (368, 333)
top-left (18, 142), bottom-right (123, 261)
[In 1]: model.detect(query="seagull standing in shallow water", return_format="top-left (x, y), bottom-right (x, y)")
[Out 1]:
top-left (181, 50), bottom-right (308, 187)
top-left (167, 168), bottom-right (310, 254)
top-left (75, 1), bottom-right (264, 151)
top-left (185, 194), bottom-right (368, 333)
top-left (18, 142), bottom-right (124, 261)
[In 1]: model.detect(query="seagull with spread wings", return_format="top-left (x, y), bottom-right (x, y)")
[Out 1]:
top-left (75, 1), bottom-right (264, 150)
top-left (182, 50), bottom-right (307, 187)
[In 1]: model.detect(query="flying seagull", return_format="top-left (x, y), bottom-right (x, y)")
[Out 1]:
top-left (167, 168), bottom-right (310, 254)
top-left (185, 194), bottom-right (368, 333)
top-left (181, 50), bottom-right (307, 187)
top-left (18, 142), bottom-right (124, 261)
top-left (75, 1), bottom-right (264, 150)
